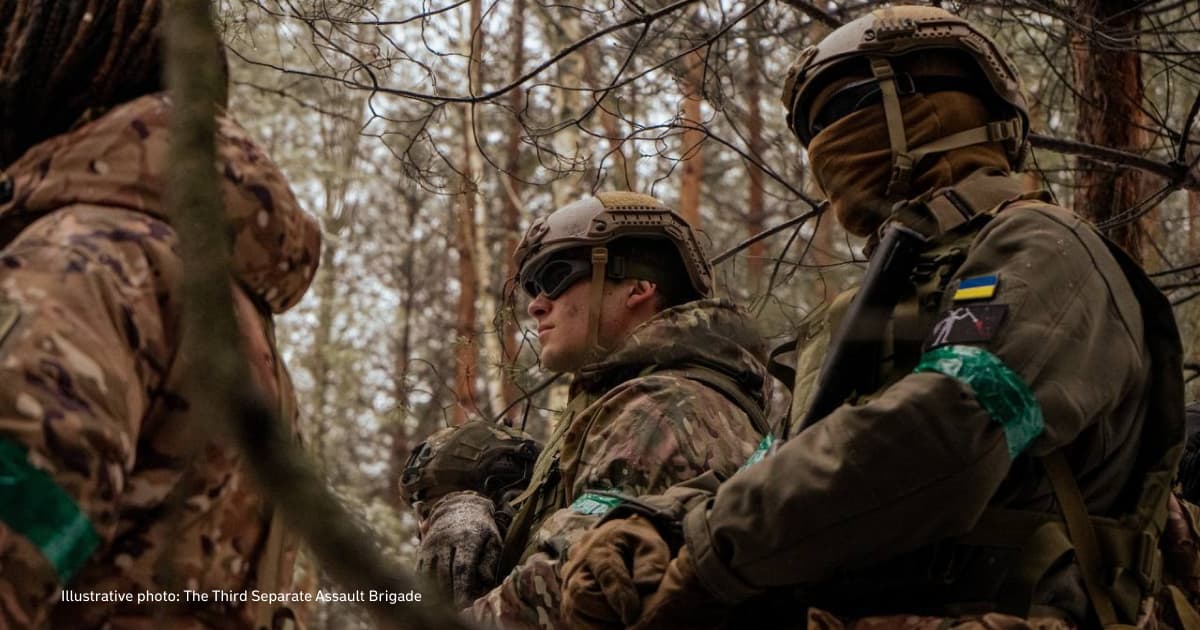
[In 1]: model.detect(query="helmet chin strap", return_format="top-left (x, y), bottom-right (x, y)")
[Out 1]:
top-left (870, 56), bottom-right (1024, 203)
top-left (870, 57), bottom-right (915, 201)
top-left (584, 246), bottom-right (609, 362)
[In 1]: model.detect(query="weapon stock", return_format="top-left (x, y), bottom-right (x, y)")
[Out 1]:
top-left (795, 223), bottom-right (927, 434)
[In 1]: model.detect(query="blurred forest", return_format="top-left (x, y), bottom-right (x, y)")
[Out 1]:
top-left (211, 0), bottom-right (1200, 625)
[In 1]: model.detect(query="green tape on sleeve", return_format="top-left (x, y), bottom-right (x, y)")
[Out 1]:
top-left (0, 438), bottom-right (100, 581)
top-left (570, 492), bottom-right (624, 516)
top-left (913, 344), bottom-right (1044, 459)
top-left (740, 434), bottom-right (776, 471)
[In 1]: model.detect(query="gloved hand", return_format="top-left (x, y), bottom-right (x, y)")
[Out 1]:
top-left (631, 545), bottom-right (728, 630)
top-left (561, 514), bottom-right (671, 629)
top-left (1164, 492), bottom-right (1200, 594)
top-left (415, 490), bottom-right (502, 607)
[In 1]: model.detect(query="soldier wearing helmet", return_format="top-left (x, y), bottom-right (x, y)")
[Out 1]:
top-left (400, 191), bottom-right (777, 627)
top-left (514, 191), bottom-right (713, 371)
top-left (561, 6), bottom-right (1186, 629)
top-left (0, 1), bottom-right (319, 628)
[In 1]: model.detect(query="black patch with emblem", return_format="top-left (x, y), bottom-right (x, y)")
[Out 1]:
top-left (924, 304), bottom-right (1009, 350)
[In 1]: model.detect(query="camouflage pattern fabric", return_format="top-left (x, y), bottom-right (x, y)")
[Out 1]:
top-left (0, 93), bottom-right (320, 629)
top-left (467, 299), bottom-right (775, 629)
top-left (805, 609), bottom-right (1077, 630)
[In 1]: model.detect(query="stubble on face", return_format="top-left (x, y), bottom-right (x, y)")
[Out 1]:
top-left (538, 291), bottom-right (587, 373)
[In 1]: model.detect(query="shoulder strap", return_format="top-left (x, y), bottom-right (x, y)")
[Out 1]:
top-left (499, 394), bottom-right (590, 574)
top-left (889, 169), bottom-right (1040, 239)
top-left (1042, 452), bottom-right (1123, 627)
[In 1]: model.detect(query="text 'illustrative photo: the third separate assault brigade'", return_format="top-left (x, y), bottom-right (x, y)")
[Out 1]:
top-left (558, 6), bottom-right (1200, 630)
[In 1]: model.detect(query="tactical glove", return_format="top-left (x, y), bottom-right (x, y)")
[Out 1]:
top-left (415, 490), bottom-right (503, 607)
top-left (630, 545), bottom-right (728, 630)
top-left (561, 514), bottom-right (672, 629)
top-left (1164, 492), bottom-right (1200, 595)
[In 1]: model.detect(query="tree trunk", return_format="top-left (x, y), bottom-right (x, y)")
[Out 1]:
top-left (1191, 190), bottom-right (1199, 255)
top-left (388, 195), bottom-right (420, 503)
top-left (745, 42), bottom-right (765, 290)
top-left (309, 240), bottom-right (337, 462)
top-left (1071, 0), bottom-right (1149, 263)
top-left (499, 0), bottom-right (528, 424)
top-left (451, 0), bottom-right (485, 426)
top-left (678, 48), bottom-right (706, 227)
top-left (453, 180), bottom-right (480, 426)
top-left (550, 11), bottom-right (585, 208)
top-left (589, 59), bottom-right (635, 191)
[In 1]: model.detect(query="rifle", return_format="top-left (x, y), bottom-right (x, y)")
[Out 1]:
top-left (795, 222), bottom-right (927, 434)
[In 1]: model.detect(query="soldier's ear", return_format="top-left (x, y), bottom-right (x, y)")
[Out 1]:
top-left (625, 280), bottom-right (658, 310)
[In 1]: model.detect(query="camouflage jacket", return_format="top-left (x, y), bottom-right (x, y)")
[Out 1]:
top-left (0, 94), bottom-right (320, 629)
top-left (469, 298), bottom-right (775, 629)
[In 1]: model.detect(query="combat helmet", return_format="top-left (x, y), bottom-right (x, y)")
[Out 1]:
top-left (781, 5), bottom-right (1029, 198)
top-left (513, 191), bottom-right (712, 357)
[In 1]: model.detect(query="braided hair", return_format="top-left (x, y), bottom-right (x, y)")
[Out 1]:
top-left (0, 0), bottom-right (165, 166)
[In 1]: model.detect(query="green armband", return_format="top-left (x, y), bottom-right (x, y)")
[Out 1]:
top-left (570, 491), bottom-right (624, 516)
top-left (740, 434), bottom-right (776, 471)
top-left (913, 344), bottom-right (1044, 459)
top-left (0, 438), bottom-right (100, 581)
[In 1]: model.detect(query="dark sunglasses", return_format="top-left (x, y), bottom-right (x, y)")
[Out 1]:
top-left (521, 258), bottom-right (593, 299)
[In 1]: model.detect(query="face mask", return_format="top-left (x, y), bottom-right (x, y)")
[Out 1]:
top-left (807, 91), bottom-right (1012, 237)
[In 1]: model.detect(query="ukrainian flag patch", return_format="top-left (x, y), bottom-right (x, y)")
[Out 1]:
top-left (953, 275), bottom-right (999, 301)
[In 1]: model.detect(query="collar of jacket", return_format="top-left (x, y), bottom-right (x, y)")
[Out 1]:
top-left (571, 298), bottom-right (770, 397)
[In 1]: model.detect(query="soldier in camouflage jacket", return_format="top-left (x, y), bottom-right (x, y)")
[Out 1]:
top-left (402, 193), bottom-right (776, 629)
top-left (0, 3), bottom-right (321, 627)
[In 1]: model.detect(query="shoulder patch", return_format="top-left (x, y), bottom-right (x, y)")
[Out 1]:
top-left (953, 274), bottom-right (999, 301)
top-left (926, 304), bottom-right (1008, 350)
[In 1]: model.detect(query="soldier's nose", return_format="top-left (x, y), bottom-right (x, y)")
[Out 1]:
top-left (527, 294), bottom-right (550, 318)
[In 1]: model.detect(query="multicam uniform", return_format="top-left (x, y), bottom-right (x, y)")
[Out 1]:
top-left (469, 298), bottom-right (773, 628)
top-left (0, 94), bottom-right (320, 629)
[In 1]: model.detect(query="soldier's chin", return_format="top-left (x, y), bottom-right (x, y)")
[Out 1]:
top-left (540, 347), bottom-right (581, 373)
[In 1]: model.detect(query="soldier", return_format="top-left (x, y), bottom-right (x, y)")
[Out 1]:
top-left (561, 6), bottom-right (1188, 629)
top-left (400, 192), bottom-right (777, 628)
top-left (0, 1), bottom-right (320, 628)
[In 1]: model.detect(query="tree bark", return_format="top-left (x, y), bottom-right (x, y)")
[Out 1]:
top-left (499, 0), bottom-right (528, 424)
top-left (745, 42), bottom-right (765, 290)
top-left (453, 151), bottom-right (480, 426)
top-left (388, 194), bottom-right (420, 503)
top-left (451, 0), bottom-right (485, 426)
top-left (1071, 0), bottom-right (1149, 263)
top-left (679, 48), bottom-right (706, 227)
top-left (1191, 190), bottom-right (1199, 255)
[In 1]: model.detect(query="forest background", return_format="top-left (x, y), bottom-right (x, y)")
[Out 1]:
top-left (208, 0), bottom-right (1200, 626)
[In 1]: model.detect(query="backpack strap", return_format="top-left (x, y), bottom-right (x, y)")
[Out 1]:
top-left (1042, 451), bottom-right (1122, 627)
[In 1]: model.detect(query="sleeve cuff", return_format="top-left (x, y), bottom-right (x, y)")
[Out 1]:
top-left (682, 499), bottom-right (761, 605)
